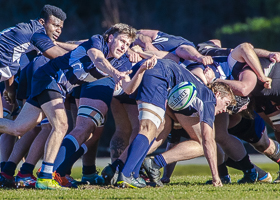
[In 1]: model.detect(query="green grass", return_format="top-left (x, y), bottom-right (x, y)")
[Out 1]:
top-left (1, 163), bottom-right (280, 199)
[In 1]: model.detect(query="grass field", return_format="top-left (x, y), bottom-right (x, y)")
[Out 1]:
top-left (0, 163), bottom-right (280, 199)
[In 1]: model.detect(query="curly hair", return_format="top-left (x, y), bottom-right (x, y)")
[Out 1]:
top-left (39, 4), bottom-right (67, 21)
top-left (103, 23), bottom-right (136, 43)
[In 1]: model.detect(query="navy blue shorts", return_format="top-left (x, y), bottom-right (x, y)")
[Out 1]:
top-left (79, 78), bottom-right (115, 108)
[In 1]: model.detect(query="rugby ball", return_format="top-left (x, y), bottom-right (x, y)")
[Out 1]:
top-left (168, 82), bottom-right (197, 111)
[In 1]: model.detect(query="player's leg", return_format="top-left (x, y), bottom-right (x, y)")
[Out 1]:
top-left (15, 122), bottom-right (51, 188)
top-left (110, 98), bottom-right (131, 163)
top-left (215, 113), bottom-right (257, 183)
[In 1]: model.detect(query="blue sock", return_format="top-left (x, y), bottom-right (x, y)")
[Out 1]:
top-left (20, 162), bottom-right (35, 175)
top-left (38, 162), bottom-right (54, 179)
top-left (53, 135), bottom-right (80, 170)
top-left (122, 134), bottom-right (150, 177)
top-left (154, 154), bottom-right (167, 168)
top-left (2, 161), bottom-right (17, 176)
top-left (56, 144), bottom-right (87, 176)
top-left (133, 138), bottom-right (155, 178)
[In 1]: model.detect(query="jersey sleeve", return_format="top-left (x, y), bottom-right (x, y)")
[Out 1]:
top-left (31, 32), bottom-right (55, 53)
top-left (199, 101), bottom-right (215, 128)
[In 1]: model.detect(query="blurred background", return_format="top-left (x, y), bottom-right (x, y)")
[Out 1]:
top-left (1, 0), bottom-right (278, 156)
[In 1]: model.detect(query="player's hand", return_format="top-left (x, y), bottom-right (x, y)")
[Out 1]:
top-left (260, 76), bottom-right (272, 89)
top-left (139, 55), bottom-right (157, 73)
top-left (3, 90), bottom-right (16, 105)
top-left (196, 55), bottom-right (213, 65)
top-left (131, 45), bottom-right (144, 53)
top-left (113, 70), bottom-right (132, 86)
top-left (128, 52), bottom-right (143, 63)
top-left (203, 66), bottom-right (216, 84)
top-left (212, 177), bottom-right (223, 187)
top-left (269, 52), bottom-right (280, 63)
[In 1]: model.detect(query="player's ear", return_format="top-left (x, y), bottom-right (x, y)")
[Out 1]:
top-left (38, 18), bottom-right (45, 25)
top-left (108, 34), bottom-right (114, 43)
top-left (215, 91), bottom-right (221, 98)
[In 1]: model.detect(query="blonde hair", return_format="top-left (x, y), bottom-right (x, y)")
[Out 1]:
top-left (209, 82), bottom-right (236, 106)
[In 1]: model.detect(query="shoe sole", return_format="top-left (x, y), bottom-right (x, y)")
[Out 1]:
top-left (35, 182), bottom-right (69, 190)
top-left (117, 181), bottom-right (138, 188)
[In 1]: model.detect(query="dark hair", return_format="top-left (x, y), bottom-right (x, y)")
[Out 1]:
top-left (103, 23), bottom-right (136, 43)
top-left (39, 5), bottom-right (66, 21)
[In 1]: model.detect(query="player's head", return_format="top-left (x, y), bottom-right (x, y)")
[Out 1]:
top-left (209, 82), bottom-right (236, 115)
top-left (103, 23), bottom-right (137, 59)
top-left (38, 5), bottom-right (66, 41)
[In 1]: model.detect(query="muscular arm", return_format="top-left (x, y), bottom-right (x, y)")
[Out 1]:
top-left (42, 45), bottom-right (68, 59)
top-left (254, 48), bottom-right (280, 63)
top-left (87, 48), bottom-right (125, 83)
top-left (133, 30), bottom-right (159, 51)
top-left (215, 70), bottom-right (257, 96)
top-left (55, 41), bottom-right (79, 51)
top-left (201, 122), bottom-right (221, 186)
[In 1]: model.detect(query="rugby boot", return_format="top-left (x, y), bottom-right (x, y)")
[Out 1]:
top-left (205, 175), bottom-right (231, 185)
top-left (53, 172), bottom-right (77, 188)
top-left (82, 171), bottom-right (105, 185)
top-left (36, 178), bottom-right (69, 190)
top-left (117, 172), bottom-right (146, 188)
top-left (143, 157), bottom-right (163, 187)
top-left (15, 172), bottom-right (37, 188)
top-left (273, 171), bottom-right (280, 183)
top-left (237, 168), bottom-right (258, 184)
top-left (258, 172), bottom-right (272, 183)
top-left (101, 164), bottom-right (116, 185)
top-left (0, 172), bottom-right (15, 188)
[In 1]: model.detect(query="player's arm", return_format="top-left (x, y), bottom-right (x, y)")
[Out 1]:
top-left (131, 45), bottom-right (180, 63)
top-left (122, 56), bottom-right (157, 94)
top-left (133, 30), bottom-right (159, 51)
top-left (176, 45), bottom-right (213, 65)
top-left (87, 48), bottom-right (129, 83)
top-left (55, 41), bottom-right (79, 51)
top-left (201, 122), bottom-right (222, 187)
top-left (254, 48), bottom-right (280, 63)
top-left (42, 45), bottom-right (68, 59)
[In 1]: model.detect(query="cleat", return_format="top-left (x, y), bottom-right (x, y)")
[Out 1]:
top-left (101, 164), bottom-right (116, 185)
top-left (258, 172), bottom-right (272, 183)
top-left (65, 174), bottom-right (78, 185)
top-left (35, 178), bottom-right (69, 190)
top-left (135, 177), bottom-right (146, 187)
top-left (237, 168), bottom-right (258, 184)
top-left (273, 171), bottom-right (280, 183)
top-left (53, 172), bottom-right (77, 188)
top-left (0, 172), bottom-right (15, 188)
top-left (82, 172), bottom-right (105, 185)
top-left (205, 175), bottom-right (231, 185)
top-left (15, 172), bottom-right (37, 188)
top-left (143, 157), bottom-right (163, 187)
top-left (116, 172), bottom-right (146, 188)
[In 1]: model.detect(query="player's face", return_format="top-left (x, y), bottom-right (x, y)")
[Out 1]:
top-left (214, 93), bottom-right (232, 115)
top-left (43, 15), bottom-right (64, 41)
top-left (107, 34), bottom-right (132, 59)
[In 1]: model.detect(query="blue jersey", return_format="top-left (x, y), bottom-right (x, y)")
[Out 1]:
top-left (133, 59), bottom-right (217, 128)
top-left (30, 34), bottom-right (132, 98)
top-left (152, 32), bottom-right (195, 53)
top-left (0, 20), bottom-right (55, 81)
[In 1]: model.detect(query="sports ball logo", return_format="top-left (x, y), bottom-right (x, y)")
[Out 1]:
top-left (168, 82), bottom-right (197, 111)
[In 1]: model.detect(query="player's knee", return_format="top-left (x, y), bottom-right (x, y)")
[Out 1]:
top-left (239, 42), bottom-right (254, 53)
